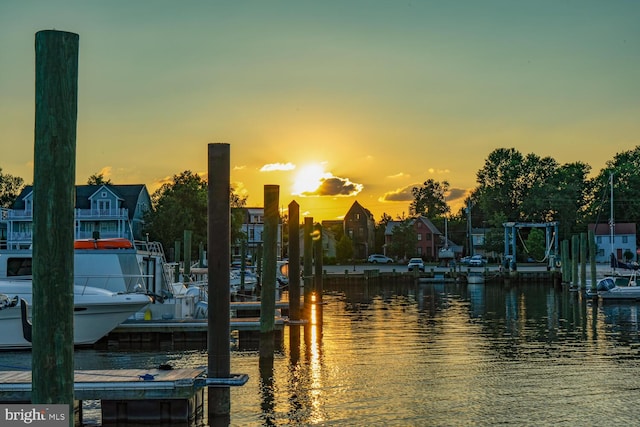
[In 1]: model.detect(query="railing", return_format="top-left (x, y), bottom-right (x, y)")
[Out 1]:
top-left (75, 208), bottom-right (129, 219)
top-left (5, 210), bottom-right (32, 219)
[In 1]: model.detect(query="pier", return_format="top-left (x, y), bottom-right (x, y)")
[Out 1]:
top-left (95, 301), bottom-right (291, 350)
top-left (0, 367), bottom-right (248, 425)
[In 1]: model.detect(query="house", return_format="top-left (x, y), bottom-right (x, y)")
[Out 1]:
top-left (233, 207), bottom-right (283, 263)
top-left (1, 184), bottom-right (151, 249)
top-left (344, 201), bottom-right (375, 259)
top-left (296, 225), bottom-right (337, 262)
top-left (384, 216), bottom-right (460, 261)
top-left (588, 222), bottom-right (637, 263)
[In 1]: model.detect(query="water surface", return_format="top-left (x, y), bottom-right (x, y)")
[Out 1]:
top-left (2, 281), bottom-right (640, 426)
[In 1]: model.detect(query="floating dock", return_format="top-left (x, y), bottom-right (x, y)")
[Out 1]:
top-left (0, 367), bottom-right (248, 425)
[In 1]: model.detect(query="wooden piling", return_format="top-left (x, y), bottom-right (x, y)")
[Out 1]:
top-left (580, 232), bottom-right (587, 289)
top-left (174, 240), bottom-right (181, 282)
top-left (183, 230), bottom-right (192, 282)
top-left (561, 239), bottom-right (570, 283)
top-left (571, 235), bottom-right (579, 287)
top-left (260, 185), bottom-right (279, 358)
top-left (303, 217), bottom-right (313, 317)
top-left (588, 230), bottom-right (597, 291)
top-left (32, 30), bottom-right (78, 419)
top-left (207, 143), bottom-right (231, 423)
top-left (288, 201), bottom-right (300, 321)
top-left (313, 223), bottom-right (323, 303)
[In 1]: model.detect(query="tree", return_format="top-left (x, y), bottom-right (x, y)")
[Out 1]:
top-left (589, 146), bottom-right (640, 225)
top-left (143, 170), bottom-right (247, 261)
top-left (336, 234), bottom-right (354, 263)
top-left (87, 172), bottom-right (112, 185)
top-left (523, 228), bottom-right (546, 262)
top-left (0, 169), bottom-right (24, 208)
top-left (387, 218), bottom-right (417, 260)
top-left (410, 179), bottom-right (450, 219)
top-left (373, 213), bottom-right (393, 254)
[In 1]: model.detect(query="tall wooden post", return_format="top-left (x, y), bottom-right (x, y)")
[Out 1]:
top-left (580, 232), bottom-right (587, 289)
top-left (303, 217), bottom-right (313, 317)
top-left (313, 223), bottom-right (323, 303)
top-left (561, 239), bottom-right (570, 283)
top-left (288, 201), bottom-right (300, 321)
top-left (260, 185), bottom-right (279, 358)
top-left (32, 30), bottom-right (78, 420)
top-left (207, 143), bottom-right (231, 423)
top-left (174, 240), bottom-right (181, 282)
top-left (589, 230), bottom-right (597, 291)
top-left (183, 230), bottom-right (192, 283)
top-left (571, 235), bottom-right (579, 287)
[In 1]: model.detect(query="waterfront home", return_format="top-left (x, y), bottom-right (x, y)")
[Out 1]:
top-left (1, 184), bottom-right (151, 249)
top-left (588, 222), bottom-right (637, 263)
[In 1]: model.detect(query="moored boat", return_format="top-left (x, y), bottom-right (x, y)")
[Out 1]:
top-left (585, 274), bottom-right (640, 301)
top-left (0, 280), bottom-right (151, 350)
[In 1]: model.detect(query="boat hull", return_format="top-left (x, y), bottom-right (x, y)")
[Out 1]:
top-left (0, 281), bottom-right (151, 350)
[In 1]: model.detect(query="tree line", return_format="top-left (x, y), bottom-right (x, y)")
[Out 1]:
top-left (1, 145), bottom-right (639, 261)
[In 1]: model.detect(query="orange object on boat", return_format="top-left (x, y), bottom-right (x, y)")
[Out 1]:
top-left (74, 238), bottom-right (134, 250)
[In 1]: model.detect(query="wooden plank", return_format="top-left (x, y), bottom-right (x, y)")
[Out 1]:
top-left (0, 368), bottom-right (206, 401)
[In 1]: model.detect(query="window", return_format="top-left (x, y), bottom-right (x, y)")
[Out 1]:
top-left (7, 257), bottom-right (32, 277)
top-left (417, 234), bottom-right (422, 241)
top-left (97, 199), bottom-right (111, 213)
top-left (597, 236), bottom-right (602, 244)
top-left (623, 236), bottom-right (628, 244)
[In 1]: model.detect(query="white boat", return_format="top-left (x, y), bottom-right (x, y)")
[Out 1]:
top-left (0, 239), bottom-right (208, 321)
top-left (585, 273), bottom-right (640, 301)
top-left (0, 280), bottom-right (151, 350)
top-left (466, 271), bottom-right (485, 284)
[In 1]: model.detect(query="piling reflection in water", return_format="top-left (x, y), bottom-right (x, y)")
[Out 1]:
top-left (5, 282), bottom-right (640, 425)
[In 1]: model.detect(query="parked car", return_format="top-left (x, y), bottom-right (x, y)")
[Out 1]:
top-left (407, 257), bottom-right (425, 272)
top-left (469, 255), bottom-right (486, 266)
top-left (368, 254), bottom-right (393, 264)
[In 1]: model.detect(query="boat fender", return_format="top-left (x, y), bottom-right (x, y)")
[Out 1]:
top-left (20, 299), bottom-right (32, 343)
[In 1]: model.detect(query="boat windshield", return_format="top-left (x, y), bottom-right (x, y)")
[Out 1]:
top-left (597, 278), bottom-right (616, 292)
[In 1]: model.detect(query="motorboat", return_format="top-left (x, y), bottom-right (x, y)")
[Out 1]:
top-left (466, 271), bottom-right (485, 284)
top-left (0, 280), bottom-right (151, 350)
top-left (585, 273), bottom-right (640, 301)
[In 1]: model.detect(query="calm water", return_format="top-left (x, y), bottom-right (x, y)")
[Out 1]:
top-left (3, 281), bottom-right (640, 426)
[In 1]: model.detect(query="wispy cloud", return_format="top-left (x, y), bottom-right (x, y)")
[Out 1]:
top-left (260, 162), bottom-right (296, 172)
top-left (387, 172), bottom-right (409, 179)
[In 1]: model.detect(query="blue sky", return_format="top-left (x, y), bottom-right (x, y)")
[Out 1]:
top-left (1, 1), bottom-right (639, 220)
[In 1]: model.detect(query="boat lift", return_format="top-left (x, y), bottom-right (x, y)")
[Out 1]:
top-left (503, 221), bottom-right (559, 271)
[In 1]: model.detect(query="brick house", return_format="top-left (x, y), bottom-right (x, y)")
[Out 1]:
top-left (344, 201), bottom-right (375, 259)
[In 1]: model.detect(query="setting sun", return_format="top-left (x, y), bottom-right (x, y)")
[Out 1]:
top-left (292, 164), bottom-right (329, 196)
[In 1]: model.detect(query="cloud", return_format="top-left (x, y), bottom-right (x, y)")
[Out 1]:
top-left (380, 184), bottom-right (469, 206)
top-left (98, 166), bottom-right (113, 178)
top-left (427, 168), bottom-right (450, 174)
top-left (260, 162), bottom-right (296, 172)
top-left (446, 188), bottom-right (467, 202)
top-left (233, 165), bottom-right (246, 171)
top-left (387, 172), bottom-right (410, 179)
top-left (380, 185), bottom-right (415, 202)
top-left (298, 175), bottom-right (364, 197)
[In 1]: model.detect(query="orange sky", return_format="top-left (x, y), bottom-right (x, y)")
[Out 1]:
top-left (2, 1), bottom-right (639, 222)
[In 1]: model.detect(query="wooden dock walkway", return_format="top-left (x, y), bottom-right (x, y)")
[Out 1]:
top-left (0, 367), bottom-right (248, 424)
